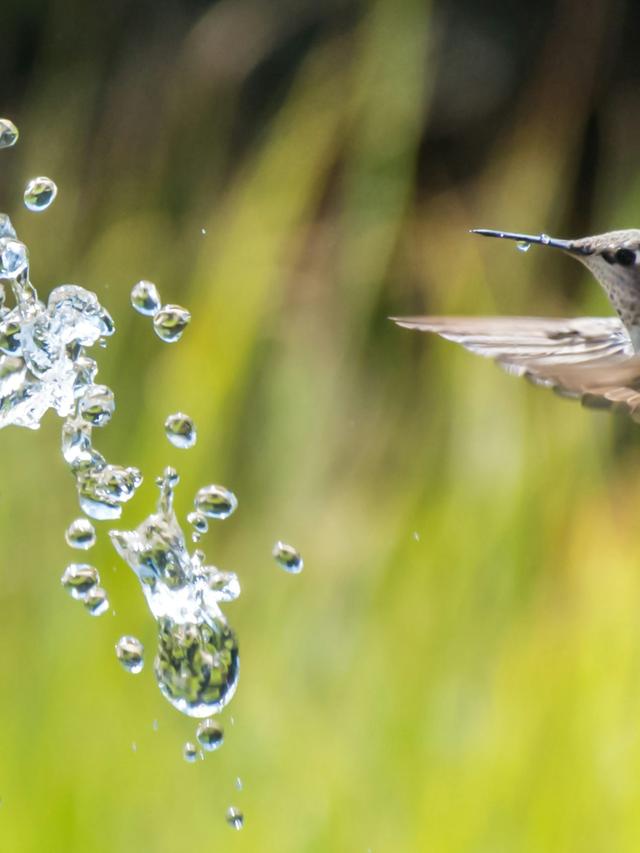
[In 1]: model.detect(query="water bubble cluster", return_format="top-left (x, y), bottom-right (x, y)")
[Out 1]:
top-left (164, 412), bottom-right (197, 449)
top-left (24, 176), bottom-right (57, 212)
top-left (115, 635), bottom-right (145, 674)
top-left (272, 540), bottom-right (304, 574)
top-left (110, 469), bottom-right (240, 718)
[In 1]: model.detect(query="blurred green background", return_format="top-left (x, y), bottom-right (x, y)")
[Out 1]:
top-left (2, 0), bottom-right (640, 850)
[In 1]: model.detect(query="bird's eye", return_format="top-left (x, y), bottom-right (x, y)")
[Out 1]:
top-left (615, 248), bottom-right (636, 266)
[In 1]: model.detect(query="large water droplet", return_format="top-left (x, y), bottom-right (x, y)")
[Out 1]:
top-left (183, 741), bottom-right (200, 763)
top-left (194, 484), bottom-right (238, 520)
top-left (516, 241), bottom-right (530, 253)
top-left (65, 518), bottom-right (96, 550)
top-left (115, 636), bottom-right (144, 674)
top-left (226, 807), bottom-right (244, 831)
top-left (78, 384), bottom-right (115, 427)
top-left (272, 541), bottom-right (303, 574)
top-left (131, 280), bottom-right (161, 316)
top-left (84, 586), bottom-right (109, 616)
top-left (153, 305), bottom-right (191, 343)
top-left (61, 563), bottom-right (99, 599)
top-left (24, 177), bottom-right (58, 212)
top-left (196, 718), bottom-right (224, 751)
top-left (0, 119), bottom-right (18, 149)
top-left (164, 412), bottom-right (197, 449)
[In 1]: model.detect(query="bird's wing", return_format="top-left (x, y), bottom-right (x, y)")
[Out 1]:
top-left (392, 315), bottom-right (640, 418)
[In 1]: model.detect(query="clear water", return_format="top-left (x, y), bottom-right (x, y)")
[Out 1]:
top-left (65, 518), bottom-right (96, 550)
top-left (164, 412), bottom-right (197, 449)
top-left (130, 280), bottom-right (161, 316)
top-left (115, 636), bottom-right (144, 674)
top-left (110, 469), bottom-right (240, 718)
top-left (152, 305), bottom-right (191, 343)
top-left (0, 119), bottom-right (18, 149)
top-left (196, 718), bottom-right (224, 751)
top-left (23, 177), bottom-right (57, 212)
top-left (272, 540), bottom-right (304, 574)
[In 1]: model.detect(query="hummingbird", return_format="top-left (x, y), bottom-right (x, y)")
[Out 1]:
top-left (393, 228), bottom-right (640, 420)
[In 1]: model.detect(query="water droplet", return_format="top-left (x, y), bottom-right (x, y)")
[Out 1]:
top-left (516, 241), bottom-right (530, 253)
top-left (152, 719), bottom-right (159, 732)
top-left (196, 718), bottom-right (224, 752)
top-left (153, 304), bottom-right (191, 343)
top-left (61, 562), bottom-right (99, 599)
top-left (0, 237), bottom-right (28, 278)
top-left (201, 228), bottom-right (207, 236)
top-left (24, 177), bottom-right (57, 212)
top-left (235, 776), bottom-right (243, 791)
top-left (226, 807), bottom-right (244, 831)
top-left (183, 741), bottom-right (199, 763)
top-left (412, 531), bottom-right (420, 542)
top-left (83, 585), bottom-right (109, 616)
top-left (65, 518), bottom-right (96, 550)
top-left (78, 384), bottom-right (115, 427)
top-left (130, 280), bottom-right (161, 316)
top-left (187, 510), bottom-right (208, 538)
top-left (132, 741), bottom-right (137, 752)
top-left (164, 412), bottom-right (197, 449)
top-left (0, 214), bottom-right (16, 239)
top-left (540, 233), bottom-right (550, 245)
top-left (272, 541), bottom-right (303, 574)
top-left (194, 484), bottom-right (238, 520)
top-left (0, 119), bottom-right (18, 149)
top-left (115, 635), bottom-right (145, 674)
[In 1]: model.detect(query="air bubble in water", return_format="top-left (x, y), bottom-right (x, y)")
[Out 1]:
top-left (24, 177), bottom-right (58, 212)
top-left (0, 119), bottom-right (18, 149)
top-left (226, 807), bottom-right (244, 831)
top-left (84, 586), bottom-right (109, 616)
top-left (516, 241), bottom-right (530, 253)
top-left (272, 540), bottom-right (303, 574)
top-left (196, 718), bottom-right (224, 751)
top-left (153, 305), bottom-right (191, 343)
top-left (65, 518), bottom-right (96, 550)
top-left (164, 412), bottom-right (196, 449)
top-left (183, 742), bottom-right (199, 763)
top-left (61, 563), bottom-right (99, 599)
top-left (194, 484), bottom-right (238, 520)
top-left (131, 280), bottom-right (161, 316)
top-left (115, 636), bottom-right (144, 674)
top-left (78, 385), bottom-right (115, 426)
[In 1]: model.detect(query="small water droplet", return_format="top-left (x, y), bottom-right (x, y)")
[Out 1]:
top-left (0, 214), bottom-right (16, 239)
top-left (115, 635), bottom-right (145, 674)
top-left (201, 228), bottom-right (207, 236)
top-left (0, 119), bottom-right (18, 149)
top-left (78, 384), bottom-right (115, 427)
top-left (164, 412), bottom-right (197, 449)
top-left (65, 518), bottom-right (96, 550)
top-left (272, 541), bottom-right (303, 574)
top-left (183, 741), bottom-right (199, 763)
top-left (196, 718), bottom-right (224, 752)
top-left (540, 233), bottom-right (550, 244)
top-left (412, 531), bottom-right (420, 542)
top-left (0, 237), bottom-right (28, 278)
top-left (24, 177), bottom-right (57, 212)
top-left (153, 304), bottom-right (191, 343)
top-left (152, 719), bottom-right (159, 732)
top-left (132, 741), bottom-right (137, 752)
top-left (194, 484), bottom-right (238, 520)
top-left (226, 807), bottom-right (244, 831)
top-left (516, 240), bottom-right (530, 253)
top-left (61, 563), bottom-right (100, 599)
top-left (131, 280), bottom-right (161, 316)
top-left (235, 776), bottom-right (243, 791)
top-left (83, 586), bottom-right (109, 616)
top-left (187, 510), bottom-right (208, 537)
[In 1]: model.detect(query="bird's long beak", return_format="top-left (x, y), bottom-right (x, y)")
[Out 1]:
top-left (471, 228), bottom-right (592, 256)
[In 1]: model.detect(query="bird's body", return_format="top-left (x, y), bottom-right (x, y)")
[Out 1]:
top-left (393, 228), bottom-right (640, 420)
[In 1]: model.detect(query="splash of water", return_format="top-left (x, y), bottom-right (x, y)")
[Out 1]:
top-left (109, 468), bottom-right (240, 718)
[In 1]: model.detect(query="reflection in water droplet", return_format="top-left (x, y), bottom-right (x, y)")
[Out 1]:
top-left (61, 563), bottom-right (99, 599)
top-left (226, 807), bottom-right (244, 830)
top-left (194, 484), bottom-right (237, 520)
top-left (83, 585), bottom-right (109, 616)
top-left (131, 280), bottom-right (161, 316)
top-left (164, 412), bottom-right (197, 449)
top-left (153, 305), bottom-right (191, 343)
top-left (65, 518), bottom-right (97, 550)
top-left (115, 635), bottom-right (144, 674)
top-left (24, 177), bottom-right (58, 212)
top-left (196, 718), bottom-right (224, 751)
top-left (78, 385), bottom-right (115, 426)
top-left (0, 119), bottom-right (18, 149)
top-left (272, 541), bottom-right (303, 574)
top-left (183, 741), bottom-right (199, 763)
top-left (516, 241), bottom-right (530, 253)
